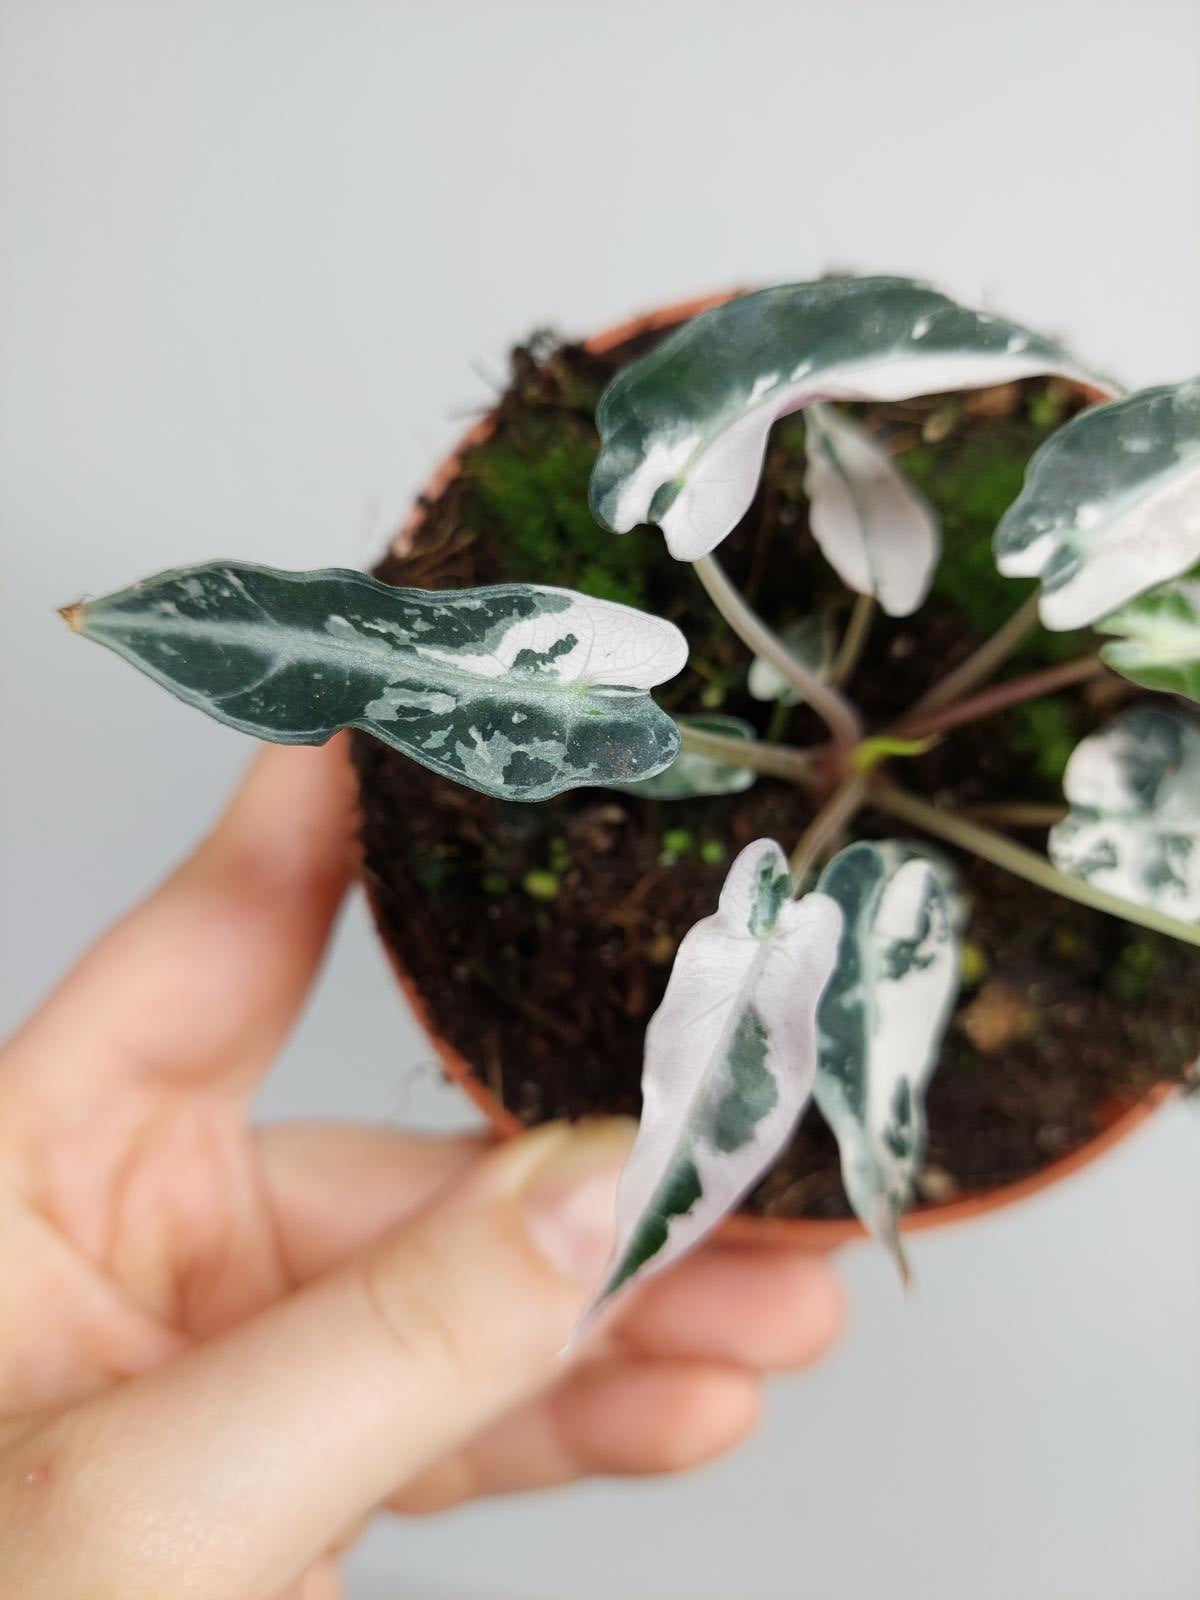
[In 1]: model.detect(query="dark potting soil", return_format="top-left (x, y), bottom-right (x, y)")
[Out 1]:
top-left (352, 321), bottom-right (1199, 1220)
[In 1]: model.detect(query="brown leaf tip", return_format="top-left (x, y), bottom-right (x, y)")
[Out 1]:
top-left (57, 600), bottom-right (86, 632)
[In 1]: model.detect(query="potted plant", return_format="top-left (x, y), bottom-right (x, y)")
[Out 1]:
top-left (61, 277), bottom-right (1200, 1310)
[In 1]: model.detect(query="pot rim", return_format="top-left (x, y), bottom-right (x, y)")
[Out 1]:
top-left (363, 287), bottom-right (1173, 1250)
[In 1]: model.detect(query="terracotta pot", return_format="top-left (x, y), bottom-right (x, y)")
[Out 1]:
top-left (360, 291), bottom-right (1174, 1252)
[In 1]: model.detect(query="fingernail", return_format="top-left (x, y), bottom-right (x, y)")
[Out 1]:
top-left (518, 1119), bottom-right (636, 1289)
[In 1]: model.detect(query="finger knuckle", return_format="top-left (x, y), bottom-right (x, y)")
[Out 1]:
top-left (359, 1237), bottom-right (470, 1376)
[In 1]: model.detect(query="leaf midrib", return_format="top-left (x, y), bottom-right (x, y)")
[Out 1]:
top-left (85, 607), bottom-right (645, 703)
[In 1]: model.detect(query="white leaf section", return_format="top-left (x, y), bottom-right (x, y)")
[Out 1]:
top-left (584, 840), bottom-right (842, 1319)
top-left (1049, 707), bottom-right (1200, 920)
top-left (803, 404), bottom-right (941, 617)
top-left (995, 378), bottom-right (1200, 630)
top-left (411, 585), bottom-right (688, 690)
top-left (814, 842), bottom-right (963, 1276)
top-left (591, 278), bottom-right (1110, 564)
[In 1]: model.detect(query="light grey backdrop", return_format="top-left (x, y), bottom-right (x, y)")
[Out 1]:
top-left (2, 3), bottom-right (1198, 1597)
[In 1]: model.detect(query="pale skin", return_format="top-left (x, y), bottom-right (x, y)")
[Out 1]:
top-left (0, 736), bottom-right (845, 1599)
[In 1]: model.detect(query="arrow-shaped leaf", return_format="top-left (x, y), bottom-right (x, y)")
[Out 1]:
top-left (1097, 568), bottom-right (1200, 702)
top-left (62, 562), bottom-right (688, 801)
top-left (814, 841), bottom-right (964, 1277)
top-left (995, 377), bottom-right (1200, 630)
top-left (590, 276), bottom-right (1107, 563)
top-left (610, 713), bottom-right (757, 798)
top-left (803, 403), bottom-right (941, 617)
top-left (586, 839), bottom-right (842, 1315)
top-left (1049, 706), bottom-right (1200, 920)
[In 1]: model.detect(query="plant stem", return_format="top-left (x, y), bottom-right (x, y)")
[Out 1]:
top-left (789, 774), bottom-right (868, 889)
top-left (829, 593), bottom-right (876, 687)
top-left (871, 782), bottom-right (1200, 948)
top-left (960, 801), bottom-right (1069, 828)
top-left (678, 724), bottom-right (820, 788)
top-left (765, 698), bottom-right (792, 744)
top-left (693, 554), bottom-right (863, 749)
top-left (896, 655), bottom-right (1109, 739)
top-left (907, 591), bottom-right (1042, 717)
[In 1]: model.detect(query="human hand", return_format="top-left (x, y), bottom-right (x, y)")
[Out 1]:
top-left (0, 738), bottom-right (844, 1599)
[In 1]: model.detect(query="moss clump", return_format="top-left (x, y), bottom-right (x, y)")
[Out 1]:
top-left (1011, 698), bottom-right (1081, 786)
top-left (902, 431), bottom-right (1077, 663)
top-left (463, 416), bottom-right (660, 611)
top-left (410, 850), bottom-right (450, 894)
top-left (1108, 936), bottom-right (1157, 1003)
top-left (1048, 925), bottom-right (1090, 966)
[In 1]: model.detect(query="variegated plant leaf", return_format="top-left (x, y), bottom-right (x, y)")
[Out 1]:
top-left (610, 713), bottom-right (757, 798)
top-left (1096, 567), bottom-right (1200, 702)
top-left (748, 613), bottom-right (834, 706)
top-left (62, 562), bottom-right (688, 801)
top-left (585, 840), bottom-right (842, 1316)
top-left (995, 378), bottom-right (1200, 629)
top-left (803, 403), bottom-right (941, 617)
top-left (589, 276), bottom-right (1108, 562)
top-left (814, 841), bottom-right (964, 1277)
top-left (1049, 706), bottom-right (1200, 919)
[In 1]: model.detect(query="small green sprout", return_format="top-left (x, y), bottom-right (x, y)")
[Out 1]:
top-left (658, 828), bottom-right (694, 866)
top-left (522, 869), bottom-right (561, 902)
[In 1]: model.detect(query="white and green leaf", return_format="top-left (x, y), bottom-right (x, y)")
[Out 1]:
top-left (586, 840), bottom-right (842, 1316)
top-left (590, 276), bottom-right (1108, 562)
top-left (748, 613), bottom-right (834, 706)
top-left (995, 377), bottom-right (1200, 629)
top-left (610, 713), bottom-right (757, 798)
top-left (803, 403), bottom-right (941, 617)
top-left (63, 562), bottom-right (688, 801)
top-left (1096, 567), bottom-right (1200, 702)
top-left (1049, 706), bottom-right (1200, 920)
top-left (814, 841), bottom-right (964, 1277)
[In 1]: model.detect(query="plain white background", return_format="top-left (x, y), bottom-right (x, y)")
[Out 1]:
top-left (2, 3), bottom-right (1198, 1597)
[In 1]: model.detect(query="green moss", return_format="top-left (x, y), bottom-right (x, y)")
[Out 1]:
top-left (1108, 936), bottom-right (1157, 1003)
top-left (773, 415), bottom-right (808, 455)
top-left (1049, 925), bottom-right (1090, 965)
top-left (1011, 698), bottom-right (1080, 786)
top-left (902, 433), bottom-right (1078, 664)
top-left (411, 851), bottom-right (450, 894)
top-left (463, 420), bottom-right (657, 610)
top-left (1027, 385), bottom-right (1069, 432)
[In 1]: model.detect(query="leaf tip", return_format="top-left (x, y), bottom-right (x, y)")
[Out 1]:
top-left (883, 1214), bottom-right (914, 1291)
top-left (896, 1243), bottom-right (914, 1293)
top-left (57, 599), bottom-right (86, 633)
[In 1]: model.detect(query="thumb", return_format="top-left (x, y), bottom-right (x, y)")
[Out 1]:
top-left (9, 1120), bottom-right (634, 1600)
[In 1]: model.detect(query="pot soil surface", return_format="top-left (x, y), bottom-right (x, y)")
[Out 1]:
top-left (352, 325), bottom-right (1199, 1220)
